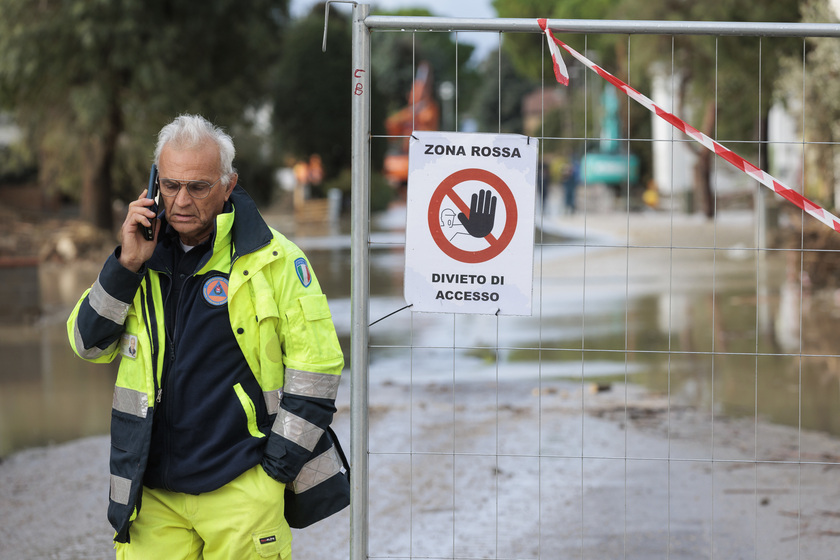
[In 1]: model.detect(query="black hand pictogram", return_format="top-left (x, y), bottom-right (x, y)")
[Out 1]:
top-left (458, 189), bottom-right (497, 238)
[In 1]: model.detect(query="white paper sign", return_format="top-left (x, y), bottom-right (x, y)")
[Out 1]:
top-left (404, 131), bottom-right (537, 315)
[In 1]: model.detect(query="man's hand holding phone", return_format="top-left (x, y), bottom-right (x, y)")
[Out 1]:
top-left (119, 165), bottom-right (161, 273)
top-left (140, 164), bottom-right (159, 241)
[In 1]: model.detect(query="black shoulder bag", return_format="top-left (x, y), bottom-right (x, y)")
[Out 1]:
top-left (284, 426), bottom-right (351, 528)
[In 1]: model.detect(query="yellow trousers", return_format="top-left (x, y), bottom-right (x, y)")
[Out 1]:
top-left (116, 465), bottom-right (292, 560)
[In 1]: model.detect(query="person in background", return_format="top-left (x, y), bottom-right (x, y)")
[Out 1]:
top-left (67, 114), bottom-right (344, 559)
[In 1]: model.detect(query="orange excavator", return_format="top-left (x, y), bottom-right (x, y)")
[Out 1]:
top-left (384, 61), bottom-right (440, 190)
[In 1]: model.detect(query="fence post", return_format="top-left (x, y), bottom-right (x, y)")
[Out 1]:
top-left (350, 3), bottom-right (371, 560)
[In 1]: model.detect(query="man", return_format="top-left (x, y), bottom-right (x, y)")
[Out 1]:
top-left (67, 114), bottom-right (345, 559)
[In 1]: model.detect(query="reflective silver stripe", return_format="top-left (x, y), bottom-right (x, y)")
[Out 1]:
top-left (89, 278), bottom-right (131, 324)
top-left (264, 389), bottom-right (282, 416)
top-left (292, 444), bottom-right (342, 494)
top-left (110, 474), bottom-right (132, 505)
top-left (271, 409), bottom-right (323, 452)
top-left (73, 322), bottom-right (116, 360)
top-left (112, 386), bottom-right (148, 419)
top-left (283, 369), bottom-right (340, 401)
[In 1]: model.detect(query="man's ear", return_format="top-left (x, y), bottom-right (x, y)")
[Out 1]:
top-left (224, 174), bottom-right (238, 200)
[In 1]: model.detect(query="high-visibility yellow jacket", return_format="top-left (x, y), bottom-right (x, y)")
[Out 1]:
top-left (67, 186), bottom-right (344, 543)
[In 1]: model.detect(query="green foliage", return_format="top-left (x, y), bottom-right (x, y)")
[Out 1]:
top-left (271, 4), bottom-right (482, 213)
top-left (0, 0), bottom-right (289, 227)
top-left (622, 0), bottom-right (801, 145)
top-left (368, 170), bottom-right (395, 213)
top-left (470, 49), bottom-right (536, 134)
top-left (493, 0), bottom-right (623, 79)
top-left (0, 140), bottom-right (37, 185)
top-left (230, 120), bottom-right (281, 206)
top-left (272, 5), bottom-right (355, 181)
top-left (322, 168), bottom-right (393, 213)
top-left (491, 0), bottom-right (800, 197)
top-left (491, 0), bottom-right (649, 184)
top-left (778, 0), bottom-right (840, 206)
top-left (371, 8), bottom-right (479, 119)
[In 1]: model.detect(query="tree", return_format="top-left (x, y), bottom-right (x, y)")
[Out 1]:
top-left (619, 0), bottom-right (801, 218)
top-left (493, 0), bottom-right (623, 80)
top-left (370, 8), bottom-right (478, 120)
top-left (272, 4), bottom-right (358, 185)
top-left (470, 48), bottom-right (537, 134)
top-left (494, 0), bottom-right (801, 217)
top-left (493, 0), bottom-right (653, 195)
top-left (779, 0), bottom-right (840, 210)
top-left (274, 5), bottom-right (470, 185)
top-left (271, 5), bottom-right (481, 203)
top-left (0, 0), bottom-right (288, 229)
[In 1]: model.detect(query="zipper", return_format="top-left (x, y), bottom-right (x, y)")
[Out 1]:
top-left (159, 271), bottom-right (179, 491)
top-left (143, 272), bottom-right (175, 491)
top-left (157, 251), bottom-right (199, 491)
top-left (140, 275), bottom-right (161, 407)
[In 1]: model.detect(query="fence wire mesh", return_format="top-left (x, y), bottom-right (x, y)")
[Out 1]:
top-left (351, 12), bottom-right (840, 560)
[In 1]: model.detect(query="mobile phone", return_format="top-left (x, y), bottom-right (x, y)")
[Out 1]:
top-left (141, 164), bottom-right (159, 241)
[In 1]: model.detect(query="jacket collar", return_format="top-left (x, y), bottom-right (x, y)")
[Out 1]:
top-left (227, 184), bottom-right (272, 257)
top-left (148, 183), bottom-right (271, 273)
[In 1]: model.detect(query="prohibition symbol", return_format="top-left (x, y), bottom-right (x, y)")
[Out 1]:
top-left (427, 168), bottom-right (518, 264)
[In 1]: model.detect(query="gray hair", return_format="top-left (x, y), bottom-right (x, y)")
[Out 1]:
top-left (154, 114), bottom-right (236, 186)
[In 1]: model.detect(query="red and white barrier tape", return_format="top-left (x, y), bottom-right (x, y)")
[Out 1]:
top-left (538, 18), bottom-right (840, 232)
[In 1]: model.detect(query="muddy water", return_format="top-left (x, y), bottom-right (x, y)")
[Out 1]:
top-left (2, 218), bottom-right (839, 459)
top-left (0, 260), bottom-right (118, 456)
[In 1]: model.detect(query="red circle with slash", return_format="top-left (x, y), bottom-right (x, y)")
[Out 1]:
top-left (427, 168), bottom-right (518, 264)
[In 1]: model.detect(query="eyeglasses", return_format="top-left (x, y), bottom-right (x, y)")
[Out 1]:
top-left (159, 177), bottom-right (222, 199)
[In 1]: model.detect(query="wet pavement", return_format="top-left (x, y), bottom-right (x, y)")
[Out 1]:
top-left (4, 204), bottom-right (840, 558)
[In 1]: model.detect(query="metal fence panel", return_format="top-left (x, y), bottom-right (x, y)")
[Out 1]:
top-left (348, 7), bottom-right (840, 559)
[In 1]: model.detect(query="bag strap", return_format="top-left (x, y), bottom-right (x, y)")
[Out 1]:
top-left (327, 426), bottom-right (350, 481)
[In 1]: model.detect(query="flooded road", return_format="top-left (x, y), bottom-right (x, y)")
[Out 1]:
top-left (2, 208), bottom-right (839, 459)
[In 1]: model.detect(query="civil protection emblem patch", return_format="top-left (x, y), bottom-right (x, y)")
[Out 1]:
top-left (294, 257), bottom-right (312, 288)
top-left (202, 276), bottom-right (229, 306)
